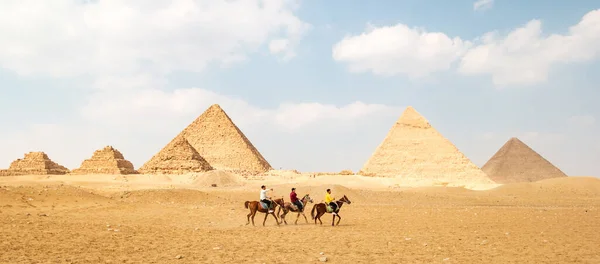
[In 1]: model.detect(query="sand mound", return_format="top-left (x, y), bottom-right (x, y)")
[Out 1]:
top-left (487, 176), bottom-right (600, 197)
top-left (72, 146), bottom-right (137, 175)
top-left (4, 152), bottom-right (69, 176)
top-left (0, 184), bottom-right (113, 209)
top-left (188, 170), bottom-right (243, 187)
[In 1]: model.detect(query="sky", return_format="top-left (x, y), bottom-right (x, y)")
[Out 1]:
top-left (0, 0), bottom-right (599, 177)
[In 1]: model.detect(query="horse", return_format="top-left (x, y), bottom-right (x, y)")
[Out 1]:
top-left (277, 194), bottom-right (314, 225)
top-left (310, 195), bottom-right (351, 226)
top-left (244, 197), bottom-right (285, 226)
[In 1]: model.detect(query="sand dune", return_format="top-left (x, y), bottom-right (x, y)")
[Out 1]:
top-left (487, 176), bottom-right (600, 197)
top-left (2, 166), bottom-right (600, 263)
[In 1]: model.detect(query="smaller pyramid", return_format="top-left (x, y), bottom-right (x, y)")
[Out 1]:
top-left (482, 137), bottom-right (568, 183)
top-left (5, 152), bottom-right (69, 175)
top-left (138, 136), bottom-right (213, 174)
top-left (72, 146), bottom-right (137, 175)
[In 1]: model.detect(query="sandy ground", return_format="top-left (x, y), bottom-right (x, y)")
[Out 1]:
top-left (1, 172), bottom-right (600, 263)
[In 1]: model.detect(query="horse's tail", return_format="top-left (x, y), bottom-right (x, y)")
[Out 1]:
top-left (311, 204), bottom-right (317, 219)
top-left (244, 201), bottom-right (250, 209)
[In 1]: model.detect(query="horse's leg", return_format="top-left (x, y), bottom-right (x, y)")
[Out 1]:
top-left (331, 214), bottom-right (336, 226)
top-left (246, 209), bottom-right (252, 225)
top-left (263, 211), bottom-right (268, 226)
top-left (302, 212), bottom-right (309, 224)
top-left (294, 212), bottom-right (301, 225)
top-left (281, 209), bottom-right (288, 225)
top-left (251, 209), bottom-right (256, 226)
top-left (317, 211), bottom-right (324, 225)
top-left (272, 212), bottom-right (280, 226)
top-left (336, 213), bottom-right (341, 226)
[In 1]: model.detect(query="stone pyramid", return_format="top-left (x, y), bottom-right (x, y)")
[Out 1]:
top-left (152, 104), bottom-right (272, 174)
top-left (359, 106), bottom-right (494, 184)
top-left (139, 136), bottom-right (214, 174)
top-left (481, 137), bottom-right (567, 183)
top-left (3, 152), bottom-right (69, 176)
top-left (72, 146), bottom-right (137, 175)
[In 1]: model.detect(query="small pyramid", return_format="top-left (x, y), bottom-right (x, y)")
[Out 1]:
top-left (72, 146), bottom-right (137, 175)
top-left (5, 152), bottom-right (69, 175)
top-left (139, 136), bottom-right (213, 174)
top-left (150, 104), bottom-right (272, 173)
top-left (481, 137), bottom-right (568, 183)
top-left (359, 106), bottom-right (494, 184)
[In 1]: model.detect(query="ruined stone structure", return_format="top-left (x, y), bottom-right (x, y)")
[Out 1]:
top-left (482, 137), bottom-right (568, 183)
top-left (3, 152), bottom-right (69, 175)
top-left (148, 104), bottom-right (272, 174)
top-left (359, 106), bottom-right (494, 184)
top-left (72, 146), bottom-right (137, 175)
top-left (138, 136), bottom-right (213, 174)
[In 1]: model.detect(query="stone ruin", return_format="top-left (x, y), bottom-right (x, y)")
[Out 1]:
top-left (146, 104), bottom-right (272, 174)
top-left (71, 146), bottom-right (137, 175)
top-left (138, 136), bottom-right (214, 174)
top-left (1, 152), bottom-right (69, 176)
top-left (359, 106), bottom-right (495, 184)
top-left (482, 137), bottom-right (568, 183)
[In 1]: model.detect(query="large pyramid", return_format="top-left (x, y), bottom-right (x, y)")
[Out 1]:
top-left (150, 104), bottom-right (272, 174)
top-left (481, 137), bottom-right (568, 183)
top-left (2, 152), bottom-right (69, 176)
top-left (359, 106), bottom-right (494, 184)
top-left (72, 146), bottom-right (137, 175)
top-left (139, 136), bottom-right (214, 174)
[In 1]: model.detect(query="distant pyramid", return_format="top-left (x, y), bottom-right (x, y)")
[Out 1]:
top-left (359, 106), bottom-right (494, 184)
top-left (149, 104), bottom-right (272, 173)
top-left (139, 136), bottom-right (213, 174)
top-left (481, 137), bottom-right (568, 183)
top-left (72, 146), bottom-right (137, 175)
top-left (4, 152), bottom-right (69, 175)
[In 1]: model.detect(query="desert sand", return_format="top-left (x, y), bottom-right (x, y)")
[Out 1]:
top-left (1, 172), bottom-right (600, 263)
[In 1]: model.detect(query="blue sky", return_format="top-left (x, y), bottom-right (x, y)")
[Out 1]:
top-left (0, 0), bottom-right (599, 177)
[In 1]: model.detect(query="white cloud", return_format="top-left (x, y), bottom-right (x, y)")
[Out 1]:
top-left (274, 101), bottom-right (397, 130)
top-left (459, 9), bottom-right (600, 86)
top-left (332, 23), bottom-right (471, 78)
top-left (0, 0), bottom-right (310, 78)
top-left (332, 9), bottom-right (600, 87)
top-left (473, 0), bottom-right (494, 11)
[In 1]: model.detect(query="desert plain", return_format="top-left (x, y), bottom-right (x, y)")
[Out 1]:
top-left (1, 172), bottom-right (600, 264)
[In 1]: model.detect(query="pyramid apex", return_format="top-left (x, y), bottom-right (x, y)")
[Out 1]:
top-left (397, 106), bottom-right (431, 128)
top-left (208, 104), bottom-right (223, 110)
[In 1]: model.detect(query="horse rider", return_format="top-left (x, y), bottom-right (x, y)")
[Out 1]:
top-left (290, 187), bottom-right (303, 211)
top-left (325, 188), bottom-right (337, 215)
top-left (260, 185), bottom-right (274, 213)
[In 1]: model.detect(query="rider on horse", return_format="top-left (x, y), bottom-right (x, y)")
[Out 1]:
top-left (260, 185), bottom-right (274, 213)
top-left (325, 188), bottom-right (337, 215)
top-left (290, 188), bottom-right (303, 211)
